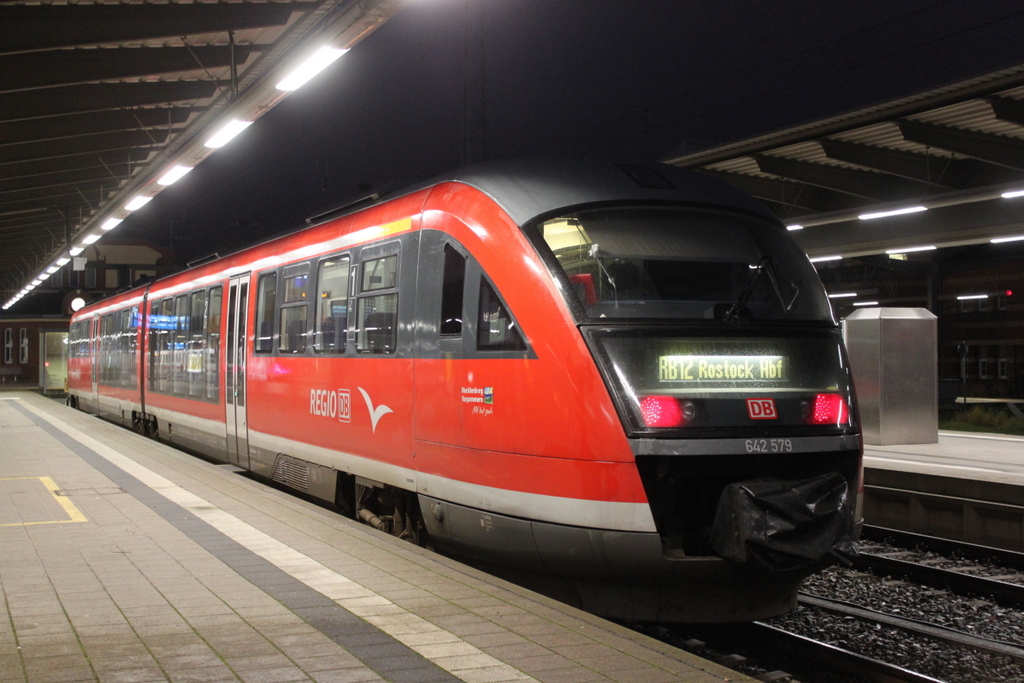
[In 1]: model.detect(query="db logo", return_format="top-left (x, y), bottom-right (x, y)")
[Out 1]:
top-left (746, 398), bottom-right (778, 420)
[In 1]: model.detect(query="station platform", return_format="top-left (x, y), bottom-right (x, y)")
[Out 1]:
top-left (862, 430), bottom-right (1024, 551)
top-left (864, 430), bottom-right (1024, 487)
top-left (0, 393), bottom-right (744, 683)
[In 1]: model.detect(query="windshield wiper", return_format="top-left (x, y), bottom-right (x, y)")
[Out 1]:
top-left (719, 257), bottom-right (770, 323)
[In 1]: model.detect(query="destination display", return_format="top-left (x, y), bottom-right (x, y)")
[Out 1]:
top-left (659, 355), bottom-right (787, 382)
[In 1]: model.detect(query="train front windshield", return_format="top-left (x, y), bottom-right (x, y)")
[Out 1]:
top-left (536, 206), bottom-right (832, 323)
top-left (533, 206), bottom-right (854, 436)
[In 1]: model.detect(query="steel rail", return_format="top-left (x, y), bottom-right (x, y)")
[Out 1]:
top-left (854, 551), bottom-right (1024, 607)
top-left (798, 593), bottom-right (1024, 664)
top-left (744, 621), bottom-right (948, 683)
top-left (862, 525), bottom-right (1024, 571)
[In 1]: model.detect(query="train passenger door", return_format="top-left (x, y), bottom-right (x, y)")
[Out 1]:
top-left (225, 274), bottom-right (251, 468)
top-left (413, 232), bottom-right (468, 446)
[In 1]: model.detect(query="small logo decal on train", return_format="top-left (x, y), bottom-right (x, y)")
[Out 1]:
top-left (309, 388), bottom-right (351, 423)
top-left (358, 387), bottom-right (393, 433)
top-left (461, 386), bottom-right (494, 404)
top-left (746, 398), bottom-right (778, 420)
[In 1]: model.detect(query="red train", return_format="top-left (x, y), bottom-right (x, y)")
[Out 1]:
top-left (68, 158), bottom-right (862, 622)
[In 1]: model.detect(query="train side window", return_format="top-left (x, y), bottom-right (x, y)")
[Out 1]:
top-left (255, 273), bottom-right (277, 353)
top-left (188, 290), bottom-right (207, 398)
top-left (477, 279), bottom-right (526, 351)
top-left (173, 294), bottom-right (189, 396)
top-left (3, 328), bottom-right (10, 364)
top-left (280, 264), bottom-right (310, 353)
top-left (440, 245), bottom-right (466, 336)
top-left (314, 256), bottom-right (350, 354)
top-left (356, 254), bottom-right (398, 354)
top-left (206, 286), bottom-right (222, 401)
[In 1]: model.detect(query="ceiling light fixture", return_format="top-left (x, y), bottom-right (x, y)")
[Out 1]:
top-left (81, 234), bottom-right (102, 245)
top-left (69, 247), bottom-right (84, 256)
top-left (992, 234), bottom-right (1024, 244)
top-left (786, 224), bottom-right (803, 231)
top-left (809, 255), bottom-right (842, 263)
top-left (204, 120), bottom-right (253, 148)
top-left (124, 195), bottom-right (152, 211)
top-left (157, 165), bottom-right (193, 186)
top-left (827, 292), bottom-right (857, 299)
top-left (276, 46), bottom-right (347, 92)
top-left (853, 300), bottom-right (879, 306)
top-left (859, 206), bottom-right (928, 220)
top-left (101, 218), bottom-right (122, 231)
top-left (956, 294), bottom-right (989, 300)
top-left (1002, 189), bottom-right (1024, 199)
top-left (885, 245), bottom-right (936, 254)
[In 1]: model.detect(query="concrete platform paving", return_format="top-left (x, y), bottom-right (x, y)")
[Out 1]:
top-left (865, 430), bottom-right (1024, 487)
top-left (0, 393), bottom-right (747, 683)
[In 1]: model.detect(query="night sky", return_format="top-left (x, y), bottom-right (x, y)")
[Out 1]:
top-left (120, 0), bottom-right (1024, 264)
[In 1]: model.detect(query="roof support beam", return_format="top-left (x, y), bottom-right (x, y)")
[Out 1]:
top-left (0, 4), bottom-right (313, 55)
top-left (897, 119), bottom-right (1024, 171)
top-left (0, 130), bottom-right (169, 165)
top-left (0, 150), bottom-right (153, 183)
top-left (754, 154), bottom-right (939, 201)
top-left (0, 109), bottom-right (193, 146)
top-left (988, 96), bottom-right (1024, 127)
top-left (0, 46), bottom-right (254, 93)
top-left (703, 170), bottom-right (867, 214)
top-left (0, 82), bottom-right (221, 122)
top-left (0, 163), bottom-right (142, 195)
top-left (820, 138), bottom-right (1019, 189)
top-left (820, 139), bottom-right (961, 187)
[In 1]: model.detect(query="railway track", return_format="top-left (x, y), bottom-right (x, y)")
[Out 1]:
top-left (655, 529), bottom-right (1024, 682)
top-left (857, 526), bottom-right (1024, 607)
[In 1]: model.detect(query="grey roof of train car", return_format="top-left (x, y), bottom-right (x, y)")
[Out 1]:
top-left (435, 156), bottom-right (780, 227)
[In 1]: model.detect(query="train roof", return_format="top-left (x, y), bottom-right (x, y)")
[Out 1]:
top-left (428, 156), bottom-right (780, 227)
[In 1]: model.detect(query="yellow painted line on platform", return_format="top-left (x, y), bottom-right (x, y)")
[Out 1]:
top-left (0, 476), bottom-right (87, 526)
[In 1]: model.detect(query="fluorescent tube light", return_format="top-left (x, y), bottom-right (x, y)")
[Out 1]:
top-left (956, 294), bottom-right (989, 300)
top-left (1002, 189), bottom-right (1024, 199)
top-left (853, 301), bottom-right (879, 306)
top-left (204, 119), bottom-right (253, 148)
top-left (276, 46), bottom-right (347, 91)
top-left (56, 258), bottom-right (69, 266)
top-left (885, 245), bottom-right (935, 254)
top-left (82, 233), bottom-right (102, 245)
top-left (125, 195), bottom-right (152, 211)
top-left (786, 224), bottom-right (803, 231)
top-left (31, 279), bottom-right (42, 285)
top-left (158, 165), bottom-right (193, 186)
top-left (827, 292), bottom-right (857, 299)
top-left (69, 247), bottom-right (84, 256)
top-left (858, 206), bottom-right (927, 220)
top-left (992, 234), bottom-right (1024, 244)
top-left (101, 218), bottom-right (122, 231)
top-left (809, 255), bottom-right (842, 263)
top-left (46, 266), bottom-right (59, 274)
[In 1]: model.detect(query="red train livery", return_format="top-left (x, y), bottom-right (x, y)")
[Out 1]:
top-left (69, 158), bottom-right (862, 622)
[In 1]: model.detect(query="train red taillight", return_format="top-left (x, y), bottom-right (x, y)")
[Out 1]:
top-left (639, 396), bottom-right (695, 428)
top-left (808, 393), bottom-right (848, 425)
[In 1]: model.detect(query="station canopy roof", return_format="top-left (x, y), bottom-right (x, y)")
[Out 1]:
top-left (666, 64), bottom-right (1024, 259)
top-left (0, 0), bottom-right (407, 307)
